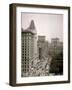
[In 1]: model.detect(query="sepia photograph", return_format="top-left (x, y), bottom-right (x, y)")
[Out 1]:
top-left (21, 13), bottom-right (63, 77)
top-left (9, 3), bottom-right (70, 86)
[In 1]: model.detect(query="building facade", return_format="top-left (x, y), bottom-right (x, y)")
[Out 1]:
top-left (21, 20), bottom-right (37, 77)
top-left (49, 38), bottom-right (63, 75)
top-left (49, 38), bottom-right (63, 56)
top-left (37, 36), bottom-right (49, 59)
top-left (37, 36), bottom-right (52, 76)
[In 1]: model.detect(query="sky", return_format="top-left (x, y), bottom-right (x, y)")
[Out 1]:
top-left (21, 13), bottom-right (63, 42)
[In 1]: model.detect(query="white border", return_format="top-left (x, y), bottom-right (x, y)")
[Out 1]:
top-left (16, 7), bottom-right (68, 83)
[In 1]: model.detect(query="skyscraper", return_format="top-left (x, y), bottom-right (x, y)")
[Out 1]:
top-left (21, 20), bottom-right (37, 77)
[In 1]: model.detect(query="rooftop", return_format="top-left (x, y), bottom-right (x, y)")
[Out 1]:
top-left (22, 20), bottom-right (37, 34)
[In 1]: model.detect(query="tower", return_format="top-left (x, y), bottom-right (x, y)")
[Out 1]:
top-left (21, 20), bottom-right (37, 77)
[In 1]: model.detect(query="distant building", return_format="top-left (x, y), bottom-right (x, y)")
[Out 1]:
top-left (49, 38), bottom-right (63, 75)
top-left (37, 36), bottom-right (49, 59)
top-left (37, 36), bottom-right (52, 76)
top-left (38, 36), bottom-right (45, 41)
top-left (21, 20), bottom-right (37, 77)
top-left (49, 38), bottom-right (63, 56)
top-left (51, 38), bottom-right (59, 46)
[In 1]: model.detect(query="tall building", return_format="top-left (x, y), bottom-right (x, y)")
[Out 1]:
top-left (49, 38), bottom-right (63, 75)
top-left (49, 38), bottom-right (63, 56)
top-left (37, 36), bottom-right (49, 59)
top-left (37, 36), bottom-right (52, 76)
top-left (21, 20), bottom-right (37, 77)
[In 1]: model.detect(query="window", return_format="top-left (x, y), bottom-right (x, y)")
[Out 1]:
top-left (22, 56), bottom-right (24, 58)
top-left (22, 52), bottom-right (24, 56)
top-left (25, 62), bottom-right (26, 64)
top-left (25, 57), bottom-right (26, 59)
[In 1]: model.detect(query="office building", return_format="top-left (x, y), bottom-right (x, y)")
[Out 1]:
top-left (21, 20), bottom-right (37, 77)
